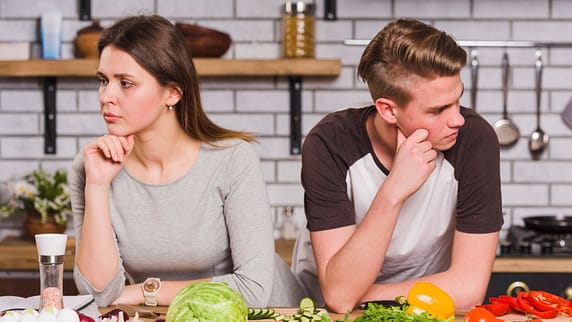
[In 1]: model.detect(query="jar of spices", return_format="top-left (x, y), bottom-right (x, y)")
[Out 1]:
top-left (282, 0), bottom-right (316, 58)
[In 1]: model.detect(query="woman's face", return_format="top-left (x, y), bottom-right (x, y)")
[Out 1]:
top-left (97, 45), bottom-right (174, 136)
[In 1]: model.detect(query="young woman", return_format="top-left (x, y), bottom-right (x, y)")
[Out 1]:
top-left (70, 14), bottom-right (304, 307)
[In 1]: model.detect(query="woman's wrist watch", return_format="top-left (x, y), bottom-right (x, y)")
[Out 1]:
top-left (142, 277), bottom-right (161, 306)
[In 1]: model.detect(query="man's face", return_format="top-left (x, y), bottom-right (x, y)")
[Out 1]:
top-left (395, 74), bottom-right (465, 151)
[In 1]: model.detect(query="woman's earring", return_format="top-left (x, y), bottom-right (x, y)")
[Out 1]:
top-left (167, 104), bottom-right (173, 110)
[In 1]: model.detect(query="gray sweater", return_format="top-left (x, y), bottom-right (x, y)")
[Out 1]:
top-left (70, 140), bottom-right (305, 307)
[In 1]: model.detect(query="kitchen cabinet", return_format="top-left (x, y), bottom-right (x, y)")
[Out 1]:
top-left (0, 58), bottom-right (341, 155)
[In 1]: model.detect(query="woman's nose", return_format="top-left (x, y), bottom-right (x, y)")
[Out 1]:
top-left (99, 84), bottom-right (117, 105)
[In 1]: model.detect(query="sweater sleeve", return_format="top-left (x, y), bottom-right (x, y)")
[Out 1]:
top-left (211, 141), bottom-right (275, 307)
top-left (69, 152), bottom-right (126, 307)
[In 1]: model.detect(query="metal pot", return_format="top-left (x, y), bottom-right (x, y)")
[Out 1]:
top-left (523, 215), bottom-right (572, 234)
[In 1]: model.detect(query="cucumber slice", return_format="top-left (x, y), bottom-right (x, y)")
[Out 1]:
top-left (299, 297), bottom-right (315, 313)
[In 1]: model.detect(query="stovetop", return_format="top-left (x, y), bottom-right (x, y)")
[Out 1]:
top-left (497, 225), bottom-right (572, 258)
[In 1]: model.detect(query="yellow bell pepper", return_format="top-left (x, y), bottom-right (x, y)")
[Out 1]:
top-left (406, 281), bottom-right (455, 320)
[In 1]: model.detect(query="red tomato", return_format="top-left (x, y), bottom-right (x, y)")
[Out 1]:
top-left (464, 307), bottom-right (504, 322)
top-left (476, 303), bottom-right (511, 316)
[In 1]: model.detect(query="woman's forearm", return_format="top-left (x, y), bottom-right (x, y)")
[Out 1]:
top-left (76, 183), bottom-right (120, 290)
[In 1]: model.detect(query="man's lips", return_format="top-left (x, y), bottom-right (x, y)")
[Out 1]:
top-left (445, 131), bottom-right (458, 140)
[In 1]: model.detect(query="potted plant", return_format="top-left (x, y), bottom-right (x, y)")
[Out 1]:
top-left (0, 167), bottom-right (72, 238)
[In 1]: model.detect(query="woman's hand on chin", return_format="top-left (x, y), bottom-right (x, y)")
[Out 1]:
top-left (84, 134), bottom-right (135, 185)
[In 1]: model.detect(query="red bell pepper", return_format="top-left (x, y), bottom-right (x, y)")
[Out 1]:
top-left (517, 292), bottom-right (558, 319)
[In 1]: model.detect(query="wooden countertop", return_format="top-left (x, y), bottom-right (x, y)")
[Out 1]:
top-left (103, 305), bottom-right (572, 322)
top-left (0, 237), bottom-right (75, 270)
top-left (2, 237), bottom-right (572, 274)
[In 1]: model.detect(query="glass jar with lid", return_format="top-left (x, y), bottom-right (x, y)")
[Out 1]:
top-left (282, 1), bottom-right (316, 58)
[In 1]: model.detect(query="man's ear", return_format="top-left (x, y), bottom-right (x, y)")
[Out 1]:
top-left (374, 98), bottom-right (398, 125)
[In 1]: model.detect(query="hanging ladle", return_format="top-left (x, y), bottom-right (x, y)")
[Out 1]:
top-left (470, 49), bottom-right (479, 111)
top-left (494, 52), bottom-right (520, 147)
top-left (528, 49), bottom-right (550, 159)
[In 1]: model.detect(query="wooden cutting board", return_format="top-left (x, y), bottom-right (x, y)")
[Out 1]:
top-left (495, 313), bottom-right (570, 321)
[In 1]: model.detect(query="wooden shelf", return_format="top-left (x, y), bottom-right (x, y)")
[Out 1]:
top-left (493, 257), bottom-right (572, 273)
top-left (0, 58), bottom-right (341, 155)
top-left (0, 58), bottom-right (341, 77)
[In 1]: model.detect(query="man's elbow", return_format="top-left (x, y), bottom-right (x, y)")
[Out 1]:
top-left (323, 290), bottom-right (357, 314)
top-left (453, 285), bottom-right (487, 310)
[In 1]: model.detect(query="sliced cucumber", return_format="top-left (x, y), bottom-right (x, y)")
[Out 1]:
top-left (299, 297), bottom-right (315, 313)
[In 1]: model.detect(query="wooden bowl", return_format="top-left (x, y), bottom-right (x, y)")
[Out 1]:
top-left (75, 21), bottom-right (104, 58)
top-left (175, 23), bottom-right (231, 58)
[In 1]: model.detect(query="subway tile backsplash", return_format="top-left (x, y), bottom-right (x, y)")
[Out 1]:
top-left (1, 0), bottom-right (572, 237)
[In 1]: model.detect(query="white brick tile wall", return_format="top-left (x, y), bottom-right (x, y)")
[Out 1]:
top-left (513, 21), bottom-right (572, 42)
top-left (266, 183), bottom-right (304, 206)
top-left (1, 0), bottom-right (77, 18)
top-left (514, 161), bottom-right (572, 182)
top-left (501, 184), bottom-right (549, 206)
top-left (552, 0), bottom-right (572, 19)
top-left (56, 114), bottom-right (106, 135)
top-left (551, 184), bottom-right (572, 206)
top-left (210, 113), bottom-right (274, 135)
top-left (1, 137), bottom-right (77, 159)
top-left (337, 0), bottom-right (391, 19)
top-left (436, 21), bottom-right (510, 41)
top-left (0, 114), bottom-right (40, 135)
top-left (94, 1), bottom-right (155, 18)
top-left (202, 91), bottom-right (235, 112)
top-left (277, 160), bottom-right (302, 183)
top-left (1, 0), bottom-right (572, 239)
top-left (197, 20), bottom-right (275, 42)
top-left (396, 0), bottom-right (470, 18)
top-left (237, 90), bottom-right (289, 112)
top-left (474, 0), bottom-right (549, 19)
top-left (315, 90), bottom-right (371, 112)
top-left (1, 91), bottom-right (42, 112)
top-left (0, 20), bottom-right (37, 42)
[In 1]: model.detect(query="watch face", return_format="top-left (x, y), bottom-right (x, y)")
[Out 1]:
top-left (144, 279), bottom-right (160, 292)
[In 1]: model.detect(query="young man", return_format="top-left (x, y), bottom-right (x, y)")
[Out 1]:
top-left (291, 18), bottom-right (503, 313)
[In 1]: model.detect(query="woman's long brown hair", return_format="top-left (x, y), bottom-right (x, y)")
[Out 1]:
top-left (98, 15), bottom-right (254, 143)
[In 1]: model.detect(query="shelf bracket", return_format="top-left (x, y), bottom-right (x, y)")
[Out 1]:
top-left (289, 76), bottom-right (302, 155)
top-left (79, 0), bottom-right (91, 21)
top-left (325, 0), bottom-right (337, 21)
top-left (43, 77), bottom-right (57, 154)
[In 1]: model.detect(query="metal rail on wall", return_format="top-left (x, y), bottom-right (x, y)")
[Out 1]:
top-left (344, 39), bottom-right (572, 49)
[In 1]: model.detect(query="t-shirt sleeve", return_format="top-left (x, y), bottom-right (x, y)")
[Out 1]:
top-left (211, 141), bottom-right (275, 307)
top-left (454, 113), bottom-right (504, 233)
top-left (301, 129), bottom-right (356, 232)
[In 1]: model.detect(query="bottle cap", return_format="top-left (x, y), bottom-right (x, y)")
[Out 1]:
top-left (35, 233), bottom-right (67, 256)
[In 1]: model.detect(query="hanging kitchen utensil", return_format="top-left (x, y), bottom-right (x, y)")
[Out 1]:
top-left (470, 49), bottom-right (479, 111)
top-left (494, 52), bottom-right (520, 147)
top-left (561, 96), bottom-right (572, 130)
top-left (528, 49), bottom-right (550, 159)
top-left (523, 215), bottom-right (572, 234)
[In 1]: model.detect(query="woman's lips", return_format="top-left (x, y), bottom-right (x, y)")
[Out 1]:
top-left (103, 112), bottom-right (120, 123)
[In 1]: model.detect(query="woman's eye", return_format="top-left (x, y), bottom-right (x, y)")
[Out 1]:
top-left (120, 80), bottom-right (134, 88)
top-left (97, 77), bottom-right (108, 86)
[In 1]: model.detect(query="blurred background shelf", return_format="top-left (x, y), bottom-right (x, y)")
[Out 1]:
top-left (0, 58), bottom-right (341, 77)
